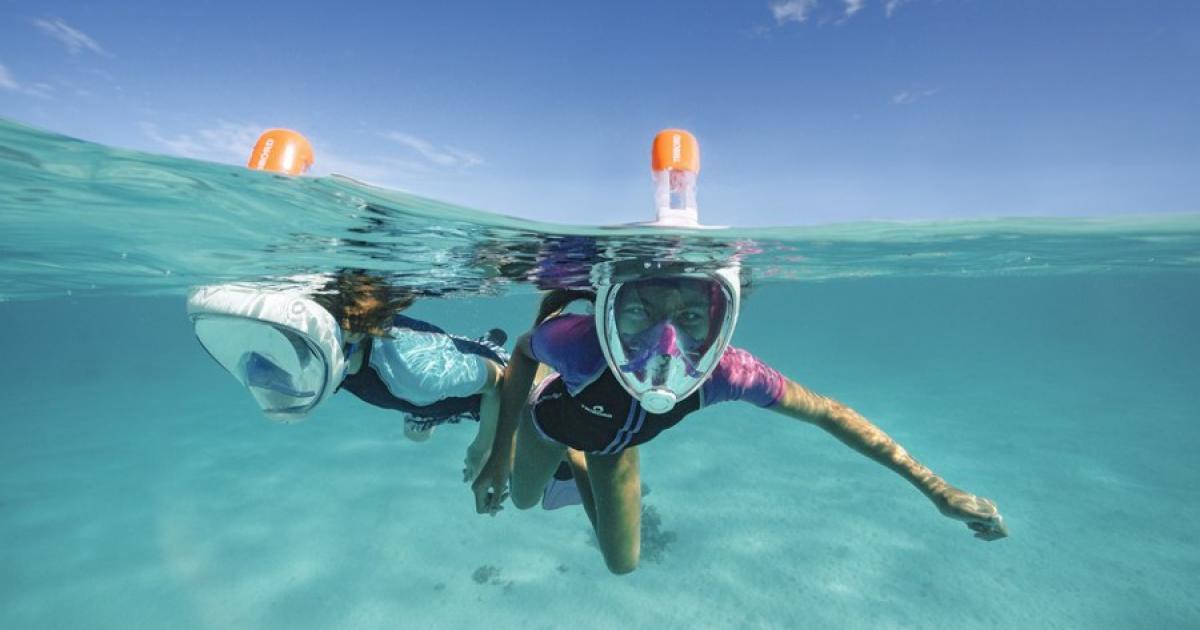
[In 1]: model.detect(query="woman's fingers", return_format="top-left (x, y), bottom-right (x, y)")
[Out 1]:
top-left (488, 490), bottom-right (510, 516)
top-left (967, 514), bottom-right (1008, 540)
top-left (472, 471), bottom-right (510, 515)
top-left (473, 480), bottom-right (498, 514)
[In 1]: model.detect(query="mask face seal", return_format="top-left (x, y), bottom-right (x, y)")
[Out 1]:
top-left (595, 273), bottom-right (739, 413)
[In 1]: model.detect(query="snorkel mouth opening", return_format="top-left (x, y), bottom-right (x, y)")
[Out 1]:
top-left (639, 389), bottom-right (678, 414)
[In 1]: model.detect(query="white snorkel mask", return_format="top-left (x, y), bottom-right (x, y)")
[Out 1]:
top-left (187, 283), bottom-right (346, 422)
top-left (593, 264), bottom-right (741, 414)
top-left (592, 128), bottom-right (742, 413)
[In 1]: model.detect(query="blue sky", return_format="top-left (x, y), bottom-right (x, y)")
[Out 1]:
top-left (1, 1), bottom-right (1197, 226)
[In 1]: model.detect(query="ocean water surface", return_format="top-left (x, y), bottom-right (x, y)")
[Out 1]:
top-left (2, 119), bottom-right (1198, 629)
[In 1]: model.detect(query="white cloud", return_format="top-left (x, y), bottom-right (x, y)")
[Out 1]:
top-left (140, 121), bottom-right (263, 162)
top-left (766, 0), bottom-right (915, 27)
top-left (382, 131), bottom-right (484, 169)
top-left (892, 87), bottom-right (939, 105)
top-left (884, 0), bottom-right (912, 17)
top-left (0, 64), bottom-right (18, 92)
top-left (0, 62), bottom-right (53, 98)
top-left (312, 152), bottom-right (431, 188)
top-left (138, 121), bottom-right (463, 187)
top-left (33, 18), bottom-right (111, 57)
top-left (770, 0), bottom-right (820, 24)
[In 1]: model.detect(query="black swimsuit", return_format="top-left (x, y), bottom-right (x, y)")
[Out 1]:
top-left (530, 369), bottom-right (701, 455)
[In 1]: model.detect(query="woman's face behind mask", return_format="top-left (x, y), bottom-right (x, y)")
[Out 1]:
top-left (615, 278), bottom-right (713, 347)
top-left (596, 271), bottom-right (740, 413)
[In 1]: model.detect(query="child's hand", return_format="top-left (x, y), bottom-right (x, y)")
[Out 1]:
top-left (463, 445), bottom-right (491, 483)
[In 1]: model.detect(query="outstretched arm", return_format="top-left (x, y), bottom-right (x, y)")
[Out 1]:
top-left (771, 379), bottom-right (1008, 541)
top-left (471, 333), bottom-right (538, 515)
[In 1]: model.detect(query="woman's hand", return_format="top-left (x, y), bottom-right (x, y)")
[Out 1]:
top-left (934, 486), bottom-right (1009, 541)
top-left (470, 453), bottom-right (510, 516)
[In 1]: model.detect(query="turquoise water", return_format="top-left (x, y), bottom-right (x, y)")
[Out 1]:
top-left (2, 118), bottom-right (1199, 628)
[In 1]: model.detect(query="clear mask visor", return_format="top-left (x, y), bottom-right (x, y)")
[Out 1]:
top-left (604, 277), bottom-right (732, 409)
top-left (194, 317), bottom-right (330, 420)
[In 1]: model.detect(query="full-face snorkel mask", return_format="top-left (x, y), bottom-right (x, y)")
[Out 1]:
top-left (187, 283), bottom-right (346, 422)
top-left (593, 264), bottom-right (741, 414)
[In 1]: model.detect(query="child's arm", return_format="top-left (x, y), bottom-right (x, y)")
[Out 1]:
top-left (471, 333), bottom-right (538, 515)
top-left (463, 359), bottom-right (503, 483)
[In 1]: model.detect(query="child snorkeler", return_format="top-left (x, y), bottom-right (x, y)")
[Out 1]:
top-left (472, 263), bottom-right (1007, 574)
top-left (188, 270), bottom-right (508, 483)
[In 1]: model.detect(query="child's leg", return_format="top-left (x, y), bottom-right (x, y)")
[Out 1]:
top-left (584, 447), bottom-right (643, 575)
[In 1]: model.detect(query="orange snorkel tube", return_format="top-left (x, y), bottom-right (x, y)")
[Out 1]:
top-left (247, 128), bottom-right (314, 176)
top-left (648, 129), bottom-right (703, 228)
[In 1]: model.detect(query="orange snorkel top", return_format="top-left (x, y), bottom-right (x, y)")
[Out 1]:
top-left (247, 128), bottom-right (314, 176)
top-left (648, 128), bottom-right (702, 227)
top-left (651, 128), bottom-right (700, 174)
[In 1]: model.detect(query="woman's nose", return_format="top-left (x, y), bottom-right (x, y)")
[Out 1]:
top-left (655, 323), bottom-right (678, 354)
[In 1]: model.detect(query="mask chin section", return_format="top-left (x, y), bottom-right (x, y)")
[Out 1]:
top-left (262, 407), bottom-right (314, 423)
top-left (639, 389), bottom-right (678, 414)
top-left (246, 386), bottom-right (317, 421)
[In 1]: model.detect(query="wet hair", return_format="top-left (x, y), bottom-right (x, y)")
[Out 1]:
top-left (535, 289), bottom-right (595, 325)
top-left (311, 270), bottom-right (416, 336)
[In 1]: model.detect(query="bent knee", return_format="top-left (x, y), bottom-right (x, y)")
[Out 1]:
top-left (600, 543), bottom-right (639, 575)
top-left (604, 553), bottom-right (639, 575)
top-left (510, 485), bottom-right (543, 510)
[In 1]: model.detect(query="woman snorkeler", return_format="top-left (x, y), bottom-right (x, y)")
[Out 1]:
top-left (472, 262), bottom-right (1008, 574)
top-left (188, 270), bottom-right (508, 483)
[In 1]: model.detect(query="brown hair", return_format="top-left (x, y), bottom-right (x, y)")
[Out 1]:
top-left (311, 270), bottom-right (416, 336)
top-left (534, 288), bottom-right (595, 326)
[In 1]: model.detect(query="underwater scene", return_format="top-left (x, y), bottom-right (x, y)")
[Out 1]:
top-left (2, 118), bottom-right (1199, 629)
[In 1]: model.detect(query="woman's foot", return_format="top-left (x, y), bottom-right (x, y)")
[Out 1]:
top-left (541, 461), bottom-right (582, 510)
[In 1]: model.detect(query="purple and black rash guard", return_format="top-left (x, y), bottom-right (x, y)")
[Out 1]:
top-left (527, 314), bottom-right (788, 453)
top-left (532, 314), bottom-right (787, 407)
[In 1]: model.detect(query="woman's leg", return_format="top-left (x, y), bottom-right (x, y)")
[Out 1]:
top-left (566, 449), bottom-right (599, 528)
top-left (509, 404), bottom-right (568, 510)
top-left (584, 446), bottom-right (642, 575)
